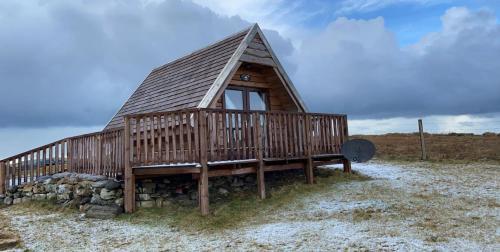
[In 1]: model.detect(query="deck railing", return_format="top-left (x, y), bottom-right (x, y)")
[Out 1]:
top-left (0, 108), bottom-right (347, 193)
top-left (124, 109), bottom-right (348, 167)
top-left (0, 128), bottom-right (124, 193)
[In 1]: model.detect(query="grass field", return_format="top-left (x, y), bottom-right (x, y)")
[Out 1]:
top-left (354, 133), bottom-right (500, 162)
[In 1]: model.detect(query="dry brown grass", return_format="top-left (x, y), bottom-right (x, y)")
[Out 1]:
top-left (0, 206), bottom-right (22, 250)
top-left (353, 133), bottom-right (500, 162)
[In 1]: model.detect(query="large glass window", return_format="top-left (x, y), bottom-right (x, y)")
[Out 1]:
top-left (249, 91), bottom-right (267, 111)
top-left (224, 89), bottom-right (244, 110)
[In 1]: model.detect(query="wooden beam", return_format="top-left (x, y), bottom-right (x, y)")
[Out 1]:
top-left (256, 113), bottom-right (265, 199)
top-left (0, 162), bottom-right (5, 195)
top-left (198, 110), bottom-right (210, 216)
top-left (342, 158), bottom-right (352, 173)
top-left (192, 167), bottom-right (256, 179)
top-left (123, 117), bottom-right (135, 213)
top-left (239, 54), bottom-right (276, 67)
top-left (264, 162), bottom-right (305, 172)
top-left (133, 167), bottom-right (200, 176)
top-left (304, 114), bottom-right (314, 184)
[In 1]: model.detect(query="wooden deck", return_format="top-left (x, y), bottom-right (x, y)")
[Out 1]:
top-left (0, 108), bottom-right (350, 216)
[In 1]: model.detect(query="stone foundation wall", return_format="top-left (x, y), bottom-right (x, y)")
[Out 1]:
top-left (0, 172), bottom-right (124, 218)
top-left (0, 172), bottom-right (262, 217)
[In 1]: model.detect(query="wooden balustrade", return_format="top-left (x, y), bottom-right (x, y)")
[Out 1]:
top-left (0, 129), bottom-right (124, 191)
top-left (124, 109), bottom-right (348, 167)
top-left (1, 109), bottom-right (347, 193)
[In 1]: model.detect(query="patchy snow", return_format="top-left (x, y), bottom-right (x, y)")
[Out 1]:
top-left (2, 161), bottom-right (499, 251)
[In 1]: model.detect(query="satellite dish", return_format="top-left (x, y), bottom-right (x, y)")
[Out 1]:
top-left (341, 139), bottom-right (376, 163)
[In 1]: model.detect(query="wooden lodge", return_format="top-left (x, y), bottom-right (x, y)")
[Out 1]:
top-left (0, 24), bottom-right (351, 215)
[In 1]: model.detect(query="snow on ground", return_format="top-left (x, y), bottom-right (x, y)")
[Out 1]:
top-left (2, 161), bottom-right (499, 251)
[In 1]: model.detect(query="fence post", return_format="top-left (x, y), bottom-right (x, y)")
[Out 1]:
top-left (123, 116), bottom-right (135, 213)
top-left (304, 114), bottom-right (314, 184)
top-left (0, 161), bottom-right (5, 195)
top-left (198, 110), bottom-right (209, 216)
top-left (256, 113), bottom-right (266, 199)
top-left (418, 119), bottom-right (427, 160)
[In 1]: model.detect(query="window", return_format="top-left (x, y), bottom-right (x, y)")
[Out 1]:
top-left (249, 91), bottom-right (267, 111)
top-left (224, 89), bottom-right (244, 110)
top-left (224, 87), bottom-right (268, 111)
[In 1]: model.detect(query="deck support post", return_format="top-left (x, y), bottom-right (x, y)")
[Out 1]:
top-left (255, 113), bottom-right (266, 199)
top-left (341, 115), bottom-right (351, 173)
top-left (198, 110), bottom-right (210, 216)
top-left (304, 114), bottom-right (314, 184)
top-left (0, 161), bottom-right (5, 195)
top-left (342, 158), bottom-right (351, 173)
top-left (124, 116), bottom-right (136, 213)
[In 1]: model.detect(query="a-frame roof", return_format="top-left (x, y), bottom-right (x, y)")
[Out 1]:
top-left (105, 23), bottom-right (307, 130)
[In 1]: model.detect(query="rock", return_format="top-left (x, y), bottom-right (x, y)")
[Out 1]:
top-left (217, 188), bottom-right (229, 196)
top-left (3, 197), bottom-right (13, 205)
top-left (57, 193), bottom-right (71, 201)
top-left (57, 184), bottom-right (73, 194)
top-left (22, 191), bottom-right (33, 197)
top-left (46, 193), bottom-right (57, 200)
top-left (44, 184), bottom-right (57, 193)
top-left (231, 177), bottom-right (244, 187)
top-left (90, 194), bottom-right (103, 205)
top-left (76, 174), bottom-right (107, 182)
top-left (141, 182), bottom-right (156, 194)
top-left (100, 188), bottom-right (116, 200)
top-left (80, 196), bottom-right (91, 205)
top-left (79, 204), bottom-right (92, 212)
top-left (155, 198), bottom-right (164, 207)
top-left (33, 194), bottom-right (47, 201)
top-left (189, 191), bottom-right (198, 201)
top-left (32, 184), bottom-right (45, 194)
top-left (36, 175), bottom-right (52, 183)
top-left (84, 204), bottom-right (123, 219)
top-left (43, 178), bottom-right (56, 185)
top-left (7, 186), bottom-right (18, 194)
top-left (12, 192), bottom-right (21, 199)
top-left (114, 198), bottom-right (124, 207)
top-left (244, 176), bottom-right (255, 183)
top-left (21, 197), bottom-right (31, 203)
top-left (76, 187), bottom-right (93, 197)
top-left (140, 200), bottom-right (155, 208)
top-left (105, 180), bottom-right (121, 190)
top-left (138, 193), bottom-right (151, 201)
top-left (52, 172), bottom-right (73, 179)
top-left (91, 180), bottom-right (108, 188)
top-left (22, 185), bottom-right (33, 192)
top-left (13, 198), bottom-right (22, 204)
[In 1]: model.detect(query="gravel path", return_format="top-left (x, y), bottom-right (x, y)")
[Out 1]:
top-left (2, 161), bottom-right (499, 251)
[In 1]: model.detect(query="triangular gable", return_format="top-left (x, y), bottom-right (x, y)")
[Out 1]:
top-left (104, 23), bottom-right (307, 131)
top-left (197, 24), bottom-right (308, 112)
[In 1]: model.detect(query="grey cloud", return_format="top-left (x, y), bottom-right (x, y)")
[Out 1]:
top-left (0, 0), bottom-right (294, 128)
top-left (291, 7), bottom-right (500, 118)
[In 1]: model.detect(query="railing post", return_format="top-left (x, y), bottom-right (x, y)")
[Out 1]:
top-left (198, 110), bottom-right (209, 216)
top-left (124, 116), bottom-right (136, 213)
top-left (0, 161), bottom-right (5, 195)
top-left (304, 114), bottom-right (314, 184)
top-left (256, 113), bottom-right (266, 199)
top-left (342, 115), bottom-right (351, 173)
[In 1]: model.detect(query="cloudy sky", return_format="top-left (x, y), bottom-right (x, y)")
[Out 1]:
top-left (1, 0), bottom-right (499, 158)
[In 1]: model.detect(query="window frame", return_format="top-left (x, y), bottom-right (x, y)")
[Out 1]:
top-left (222, 86), bottom-right (270, 112)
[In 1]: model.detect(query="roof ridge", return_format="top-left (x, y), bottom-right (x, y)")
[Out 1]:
top-left (151, 25), bottom-right (253, 73)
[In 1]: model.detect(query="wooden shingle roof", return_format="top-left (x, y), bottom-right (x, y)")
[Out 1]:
top-left (104, 23), bottom-right (307, 130)
top-left (104, 27), bottom-right (249, 130)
